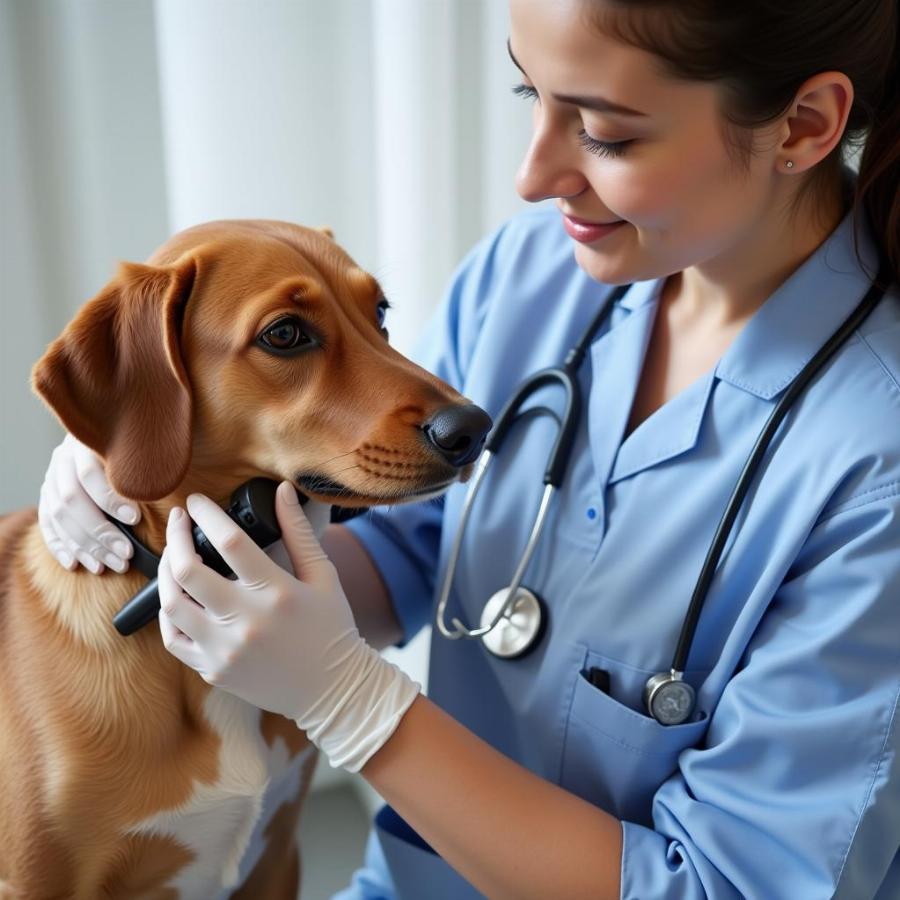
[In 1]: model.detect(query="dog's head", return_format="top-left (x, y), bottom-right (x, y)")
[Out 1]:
top-left (32, 220), bottom-right (491, 507)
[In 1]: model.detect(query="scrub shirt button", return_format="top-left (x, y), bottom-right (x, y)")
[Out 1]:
top-left (586, 507), bottom-right (598, 521)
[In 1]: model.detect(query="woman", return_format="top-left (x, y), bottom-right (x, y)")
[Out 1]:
top-left (39, 0), bottom-right (899, 896)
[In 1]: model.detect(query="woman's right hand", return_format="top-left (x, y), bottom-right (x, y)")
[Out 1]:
top-left (38, 434), bottom-right (140, 574)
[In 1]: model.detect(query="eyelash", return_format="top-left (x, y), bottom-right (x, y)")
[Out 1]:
top-left (511, 82), bottom-right (633, 159)
top-left (511, 82), bottom-right (538, 101)
top-left (577, 130), bottom-right (630, 159)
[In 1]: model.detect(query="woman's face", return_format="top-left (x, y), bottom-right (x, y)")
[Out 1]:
top-left (510, 0), bottom-right (783, 285)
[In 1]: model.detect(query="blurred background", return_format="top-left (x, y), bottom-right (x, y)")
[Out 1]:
top-left (0, 0), bottom-right (534, 895)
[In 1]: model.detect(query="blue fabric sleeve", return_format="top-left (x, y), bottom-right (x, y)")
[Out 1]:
top-left (621, 487), bottom-right (900, 899)
top-left (344, 225), bottom-right (504, 646)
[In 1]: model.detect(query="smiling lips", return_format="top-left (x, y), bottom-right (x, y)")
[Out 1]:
top-left (561, 213), bottom-right (626, 243)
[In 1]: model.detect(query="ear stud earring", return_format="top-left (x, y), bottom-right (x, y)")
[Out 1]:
top-left (785, 160), bottom-right (794, 169)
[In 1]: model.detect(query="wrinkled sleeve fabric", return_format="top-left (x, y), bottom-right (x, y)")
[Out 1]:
top-left (622, 487), bottom-right (900, 899)
top-left (343, 227), bottom-right (501, 647)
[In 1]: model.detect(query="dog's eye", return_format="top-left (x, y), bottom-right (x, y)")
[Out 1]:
top-left (258, 318), bottom-right (315, 354)
top-left (376, 298), bottom-right (391, 335)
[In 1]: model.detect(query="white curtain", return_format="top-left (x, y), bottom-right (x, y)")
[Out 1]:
top-left (1, 0), bottom-right (171, 507)
top-left (1, 0), bottom-right (532, 800)
top-left (1, 0), bottom-right (532, 509)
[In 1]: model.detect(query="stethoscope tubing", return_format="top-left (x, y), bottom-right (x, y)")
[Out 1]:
top-left (485, 369), bottom-right (581, 487)
top-left (671, 259), bottom-right (892, 673)
top-left (485, 283), bottom-right (629, 485)
top-left (435, 284), bottom-right (629, 642)
top-left (436, 262), bottom-right (891, 713)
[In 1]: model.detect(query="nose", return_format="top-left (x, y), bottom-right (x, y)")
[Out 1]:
top-left (515, 112), bottom-right (587, 203)
top-left (423, 404), bottom-right (493, 467)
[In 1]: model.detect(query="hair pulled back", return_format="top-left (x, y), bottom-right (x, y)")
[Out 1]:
top-left (584, 1), bottom-right (899, 286)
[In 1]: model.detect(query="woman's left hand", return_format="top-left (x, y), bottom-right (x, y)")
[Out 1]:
top-left (158, 481), bottom-right (420, 771)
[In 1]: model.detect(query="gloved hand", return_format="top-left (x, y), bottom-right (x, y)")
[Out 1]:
top-left (39, 433), bottom-right (140, 573)
top-left (157, 481), bottom-right (420, 772)
top-left (38, 433), bottom-right (331, 573)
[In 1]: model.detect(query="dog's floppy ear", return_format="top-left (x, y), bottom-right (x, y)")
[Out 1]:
top-left (32, 254), bottom-right (197, 501)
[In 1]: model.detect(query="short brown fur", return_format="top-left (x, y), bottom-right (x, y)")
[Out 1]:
top-left (1, 221), bottom-right (474, 898)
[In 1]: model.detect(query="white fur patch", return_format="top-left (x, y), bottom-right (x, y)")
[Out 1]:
top-left (124, 690), bottom-right (313, 898)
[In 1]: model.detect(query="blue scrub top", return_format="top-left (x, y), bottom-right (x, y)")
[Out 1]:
top-left (339, 197), bottom-right (900, 899)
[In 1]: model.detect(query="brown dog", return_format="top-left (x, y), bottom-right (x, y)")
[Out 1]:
top-left (0, 220), bottom-right (490, 899)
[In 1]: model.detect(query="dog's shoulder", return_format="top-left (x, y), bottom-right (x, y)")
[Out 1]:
top-left (0, 507), bottom-right (37, 560)
top-left (0, 507), bottom-right (38, 605)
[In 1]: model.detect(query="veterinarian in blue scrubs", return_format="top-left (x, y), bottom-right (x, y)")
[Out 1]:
top-left (40, 1), bottom-right (900, 897)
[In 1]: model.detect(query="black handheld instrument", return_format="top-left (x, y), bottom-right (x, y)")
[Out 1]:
top-left (112, 478), bottom-right (295, 636)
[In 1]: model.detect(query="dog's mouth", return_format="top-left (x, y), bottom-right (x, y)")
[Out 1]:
top-left (294, 473), bottom-right (455, 508)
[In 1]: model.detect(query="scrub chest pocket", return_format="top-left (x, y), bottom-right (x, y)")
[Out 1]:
top-left (560, 646), bottom-right (710, 826)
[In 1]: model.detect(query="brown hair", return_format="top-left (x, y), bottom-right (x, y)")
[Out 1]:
top-left (582, 0), bottom-right (899, 287)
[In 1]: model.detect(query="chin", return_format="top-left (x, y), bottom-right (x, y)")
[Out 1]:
top-left (574, 242), bottom-right (672, 288)
top-left (573, 246), bottom-right (633, 285)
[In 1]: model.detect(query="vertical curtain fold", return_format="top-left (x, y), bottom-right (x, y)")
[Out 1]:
top-left (2, 0), bottom-right (532, 800)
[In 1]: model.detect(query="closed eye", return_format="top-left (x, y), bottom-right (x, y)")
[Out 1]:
top-left (577, 130), bottom-right (632, 159)
top-left (512, 83), bottom-right (538, 102)
top-left (514, 83), bottom-right (634, 158)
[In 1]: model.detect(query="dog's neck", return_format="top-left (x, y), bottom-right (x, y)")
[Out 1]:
top-left (127, 500), bottom-right (189, 560)
top-left (126, 471), bottom-right (243, 557)
top-left (23, 482), bottom-right (233, 652)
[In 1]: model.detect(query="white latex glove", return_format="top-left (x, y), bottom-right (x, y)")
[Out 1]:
top-left (38, 433), bottom-right (140, 573)
top-left (157, 481), bottom-right (420, 772)
top-left (38, 433), bottom-right (331, 573)
top-left (263, 498), bottom-right (331, 571)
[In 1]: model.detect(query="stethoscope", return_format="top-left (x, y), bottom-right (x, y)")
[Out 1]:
top-left (435, 259), bottom-right (892, 726)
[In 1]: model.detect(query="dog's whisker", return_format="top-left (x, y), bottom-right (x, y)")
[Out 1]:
top-left (318, 448), bottom-right (360, 467)
top-left (330, 462), bottom-right (364, 480)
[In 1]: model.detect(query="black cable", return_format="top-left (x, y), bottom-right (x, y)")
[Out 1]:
top-left (672, 260), bottom-right (893, 672)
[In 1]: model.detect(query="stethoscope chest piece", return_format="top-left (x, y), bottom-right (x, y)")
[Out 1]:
top-left (480, 587), bottom-right (545, 659)
top-left (643, 671), bottom-right (696, 726)
top-left (433, 264), bottom-right (891, 723)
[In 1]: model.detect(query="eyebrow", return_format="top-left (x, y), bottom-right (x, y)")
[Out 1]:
top-left (283, 276), bottom-right (322, 304)
top-left (346, 267), bottom-right (383, 299)
top-left (507, 39), bottom-right (649, 119)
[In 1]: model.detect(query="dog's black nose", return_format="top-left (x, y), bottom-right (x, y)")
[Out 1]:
top-left (423, 404), bottom-right (493, 467)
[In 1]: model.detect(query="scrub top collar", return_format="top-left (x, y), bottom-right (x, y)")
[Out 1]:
top-left (615, 276), bottom-right (662, 313)
top-left (714, 205), bottom-right (881, 400)
top-left (607, 196), bottom-right (882, 403)
top-left (588, 200), bottom-right (882, 485)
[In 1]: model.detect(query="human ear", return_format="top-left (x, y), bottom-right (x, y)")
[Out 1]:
top-left (777, 71), bottom-right (854, 173)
